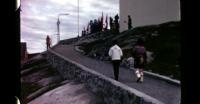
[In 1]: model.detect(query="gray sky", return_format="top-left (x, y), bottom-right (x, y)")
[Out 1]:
top-left (21, 0), bottom-right (119, 53)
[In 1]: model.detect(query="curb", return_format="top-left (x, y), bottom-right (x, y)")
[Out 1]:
top-left (74, 46), bottom-right (85, 54)
top-left (130, 67), bottom-right (180, 86)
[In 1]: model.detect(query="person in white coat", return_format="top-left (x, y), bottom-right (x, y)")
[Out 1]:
top-left (108, 40), bottom-right (123, 80)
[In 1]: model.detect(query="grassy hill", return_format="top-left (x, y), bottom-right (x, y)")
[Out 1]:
top-left (70, 21), bottom-right (180, 80)
top-left (144, 22), bottom-right (180, 80)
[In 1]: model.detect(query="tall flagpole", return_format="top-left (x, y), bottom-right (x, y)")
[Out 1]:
top-left (57, 17), bottom-right (60, 43)
top-left (57, 13), bottom-right (69, 43)
top-left (78, 0), bottom-right (79, 37)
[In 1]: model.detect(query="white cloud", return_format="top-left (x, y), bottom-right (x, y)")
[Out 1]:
top-left (21, 0), bottom-right (119, 53)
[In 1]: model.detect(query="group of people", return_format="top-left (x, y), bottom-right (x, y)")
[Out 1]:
top-left (81, 19), bottom-right (103, 37)
top-left (81, 13), bottom-right (106, 37)
top-left (108, 38), bottom-right (146, 83)
top-left (81, 13), bottom-right (122, 37)
top-left (81, 14), bottom-right (133, 38)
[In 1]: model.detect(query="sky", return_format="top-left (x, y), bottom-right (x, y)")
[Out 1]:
top-left (21, 0), bottom-right (119, 54)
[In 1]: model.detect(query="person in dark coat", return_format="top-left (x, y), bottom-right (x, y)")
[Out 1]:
top-left (109, 17), bottom-right (113, 30)
top-left (128, 15), bottom-right (132, 30)
top-left (46, 35), bottom-right (51, 50)
top-left (132, 38), bottom-right (147, 83)
top-left (114, 14), bottom-right (119, 33)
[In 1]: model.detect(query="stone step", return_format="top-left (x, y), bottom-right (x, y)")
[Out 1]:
top-left (21, 64), bottom-right (51, 76)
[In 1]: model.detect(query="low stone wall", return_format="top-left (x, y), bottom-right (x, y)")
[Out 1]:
top-left (46, 50), bottom-right (164, 104)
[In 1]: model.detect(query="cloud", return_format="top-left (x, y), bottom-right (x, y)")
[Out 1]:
top-left (21, 0), bottom-right (119, 53)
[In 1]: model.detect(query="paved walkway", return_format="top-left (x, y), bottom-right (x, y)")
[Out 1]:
top-left (28, 82), bottom-right (99, 104)
top-left (51, 45), bottom-right (181, 104)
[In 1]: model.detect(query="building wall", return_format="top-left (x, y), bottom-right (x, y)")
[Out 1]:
top-left (119, 0), bottom-right (181, 32)
top-left (21, 42), bottom-right (28, 64)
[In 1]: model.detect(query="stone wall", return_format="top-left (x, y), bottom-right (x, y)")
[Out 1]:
top-left (46, 50), bottom-right (164, 104)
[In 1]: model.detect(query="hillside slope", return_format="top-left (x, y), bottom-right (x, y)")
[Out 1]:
top-left (68, 21), bottom-right (180, 80)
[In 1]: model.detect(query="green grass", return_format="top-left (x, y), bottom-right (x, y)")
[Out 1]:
top-left (21, 82), bottom-right (41, 104)
top-left (122, 22), bottom-right (180, 79)
top-left (21, 58), bottom-right (47, 70)
top-left (144, 22), bottom-right (180, 79)
top-left (21, 64), bottom-right (61, 103)
top-left (43, 67), bottom-right (61, 78)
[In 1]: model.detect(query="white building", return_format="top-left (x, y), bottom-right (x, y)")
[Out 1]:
top-left (119, 0), bottom-right (181, 32)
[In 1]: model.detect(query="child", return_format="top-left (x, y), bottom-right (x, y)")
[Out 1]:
top-left (132, 38), bottom-right (147, 83)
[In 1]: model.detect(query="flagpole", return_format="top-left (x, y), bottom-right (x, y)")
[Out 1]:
top-left (78, 0), bottom-right (79, 37)
top-left (57, 13), bottom-right (69, 43)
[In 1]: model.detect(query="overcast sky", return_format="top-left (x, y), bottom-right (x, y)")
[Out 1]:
top-left (21, 0), bottom-right (119, 54)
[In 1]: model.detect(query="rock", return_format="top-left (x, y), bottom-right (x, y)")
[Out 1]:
top-left (151, 33), bottom-right (159, 37)
top-left (127, 57), bottom-right (134, 68)
top-left (121, 57), bottom-right (134, 68)
top-left (175, 65), bottom-right (179, 68)
top-left (169, 75), bottom-right (174, 78)
top-left (37, 76), bottom-right (62, 87)
top-left (146, 51), bottom-right (154, 63)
